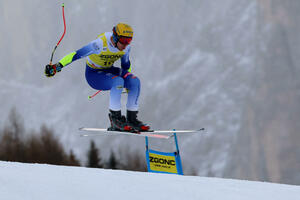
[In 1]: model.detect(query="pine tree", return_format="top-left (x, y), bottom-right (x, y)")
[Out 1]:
top-left (117, 148), bottom-right (147, 172)
top-left (67, 150), bottom-right (81, 166)
top-left (106, 150), bottom-right (118, 169)
top-left (39, 125), bottom-right (67, 165)
top-left (0, 108), bottom-right (26, 162)
top-left (86, 140), bottom-right (103, 168)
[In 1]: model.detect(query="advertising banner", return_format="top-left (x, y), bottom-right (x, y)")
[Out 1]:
top-left (146, 149), bottom-right (183, 175)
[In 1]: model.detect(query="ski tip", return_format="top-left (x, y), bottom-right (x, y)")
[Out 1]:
top-left (198, 128), bottom-right (205, 131)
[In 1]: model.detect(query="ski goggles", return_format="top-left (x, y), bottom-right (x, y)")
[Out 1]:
top-left (119, 37), bottom-right (132, 45)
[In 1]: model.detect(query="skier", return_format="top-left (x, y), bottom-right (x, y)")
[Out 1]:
top-left (45, 23), bottom-right (150, 132)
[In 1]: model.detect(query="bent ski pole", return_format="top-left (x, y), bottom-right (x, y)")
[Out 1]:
top-left (49, 3), bottom-right (66, 65)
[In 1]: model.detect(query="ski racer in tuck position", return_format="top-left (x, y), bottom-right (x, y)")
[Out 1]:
top-left (45, 23), bottom-right (150, 133)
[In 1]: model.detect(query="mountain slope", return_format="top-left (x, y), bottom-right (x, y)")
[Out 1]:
top-left (0, 161), bottom-right (299, 200)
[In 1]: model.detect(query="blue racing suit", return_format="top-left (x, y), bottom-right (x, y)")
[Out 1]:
top-left (58, 32), bottom-right (140, 111)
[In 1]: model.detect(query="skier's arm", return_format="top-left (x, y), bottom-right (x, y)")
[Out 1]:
top-left (59, 39), bottom-right (102, 67)
top-left (120, 46), bottom-right (132, 77)
top-left (45, 39), bottom-right (102, 77)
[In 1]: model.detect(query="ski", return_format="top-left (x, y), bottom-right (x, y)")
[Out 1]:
top-left (78, 128), bottom-right (204, 139)
top-left (79, 128), bottom-right (171, 139)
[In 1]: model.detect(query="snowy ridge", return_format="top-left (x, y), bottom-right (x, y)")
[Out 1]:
top-left (0, 161), bottom-right (299, 200)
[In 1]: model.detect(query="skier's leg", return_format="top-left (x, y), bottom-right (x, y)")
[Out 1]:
top-left (85, 66), bottom-right (131, 131)
top-left (85, 66), bottom-right (124, 110)
top-left (124, 74), bottom-right (150, 131)
top-left (124, 74), bottom-right (140, 111)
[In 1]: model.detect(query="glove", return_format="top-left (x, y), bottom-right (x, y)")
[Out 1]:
top-left (45, 63), bottom-right (63, 77)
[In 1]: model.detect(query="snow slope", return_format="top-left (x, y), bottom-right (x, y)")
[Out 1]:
top-left (0, 161), bottom-right (299, 200)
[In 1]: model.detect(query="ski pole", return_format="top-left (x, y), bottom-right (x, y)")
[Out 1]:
top-left (49, 3), bottom-right (66, 65)
top-left (88, 90), bottom-right (102, 99)
top-left (88, 75), bottom-right (128, 99)
top-left (88, 90), bottom-right (128, 99)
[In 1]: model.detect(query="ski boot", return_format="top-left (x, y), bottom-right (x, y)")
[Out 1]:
top-left (108, 110), bottom-right (132, 132)
top-left (126, 110), bottom-right (151, 132)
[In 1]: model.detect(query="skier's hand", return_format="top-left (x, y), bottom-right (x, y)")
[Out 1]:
top-left (45, 63), bottom-right (63, 77)
top-left (121, 70), bottom-right (133, 79)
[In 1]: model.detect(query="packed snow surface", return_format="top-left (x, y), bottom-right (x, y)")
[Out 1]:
top-left (0, 161), bottom-right (299, 200)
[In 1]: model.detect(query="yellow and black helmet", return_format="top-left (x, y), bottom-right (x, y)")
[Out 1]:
top-left (112, 23), bottom-right (133, 46)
